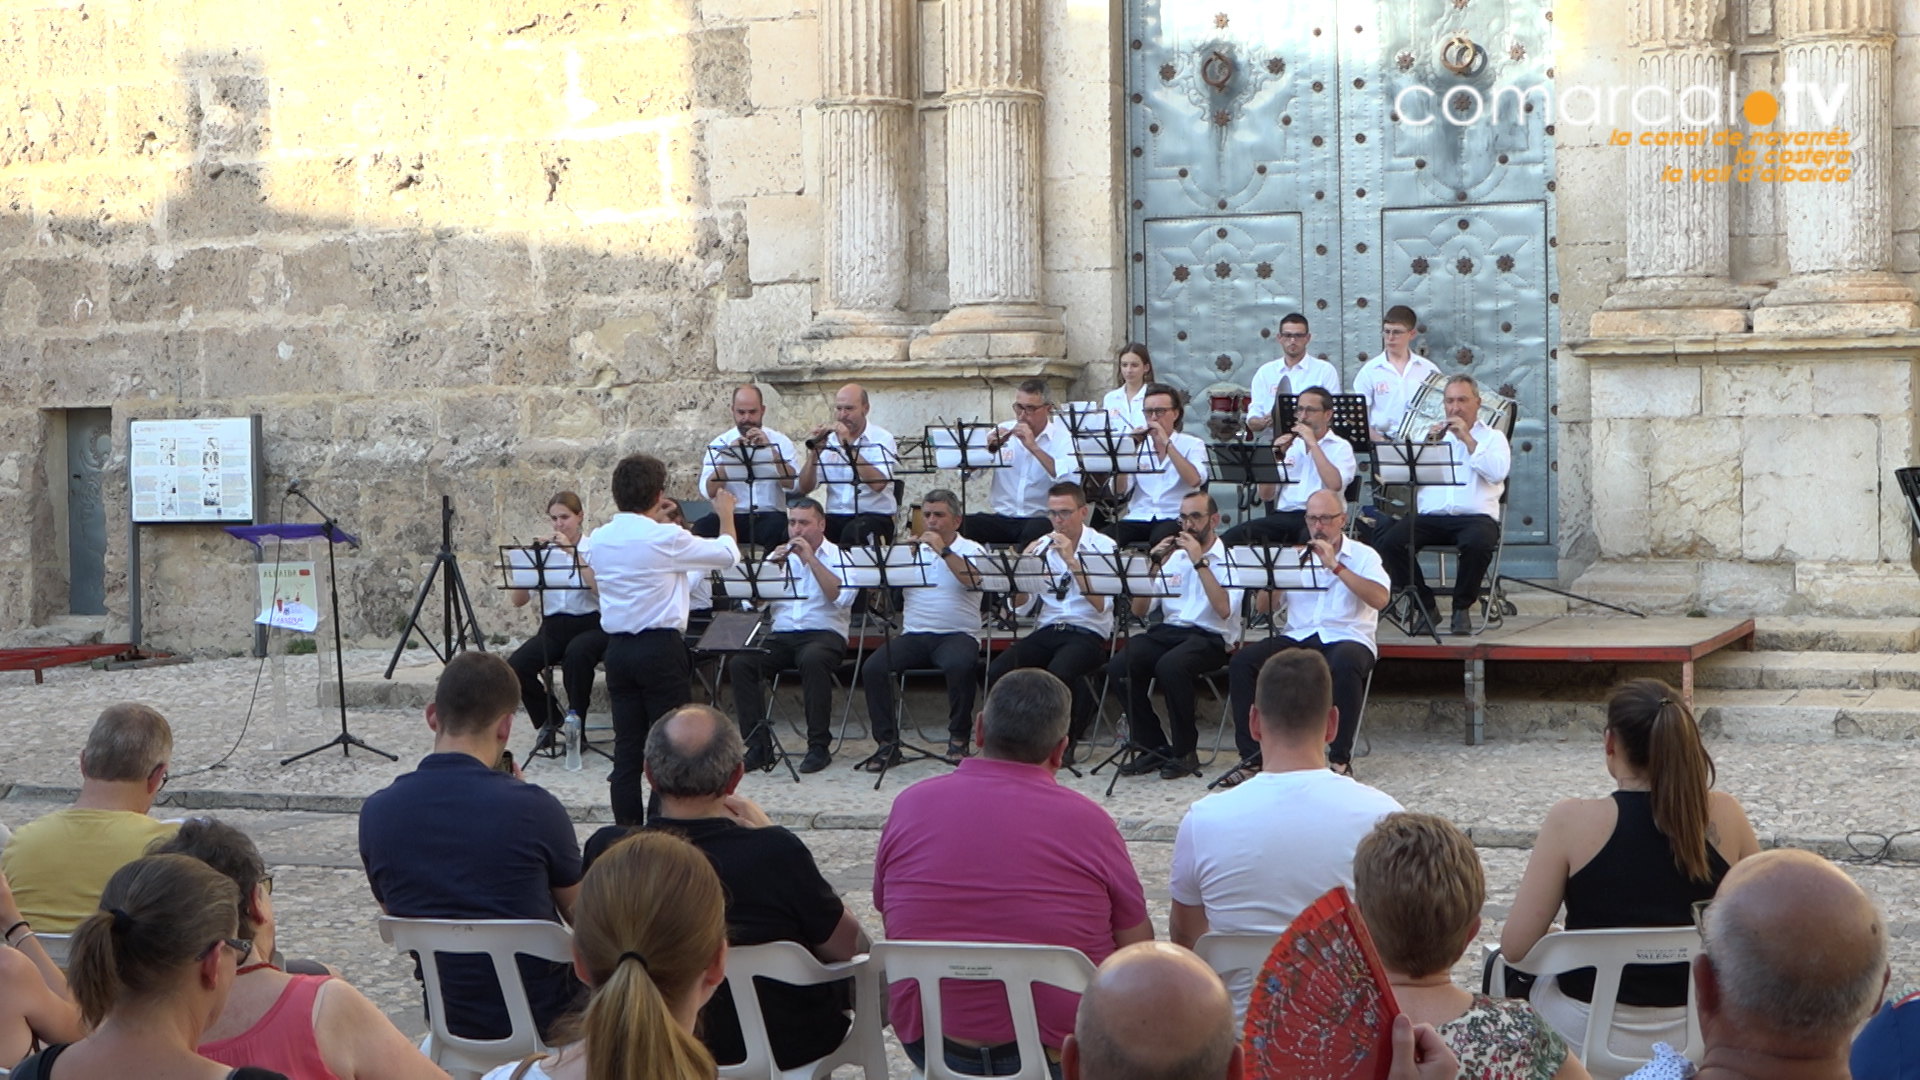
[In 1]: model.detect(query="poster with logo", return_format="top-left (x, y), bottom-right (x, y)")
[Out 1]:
top-left (130, 417), bottom-right (260, 524)
top-left (256, 562), bottom-right (320, 633)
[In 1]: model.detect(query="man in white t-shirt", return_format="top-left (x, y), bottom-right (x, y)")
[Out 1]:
top-left (860, 489), bottom-right (987, 767)
top-left (796, 383), bottom-right (899, 548)
top-left (1245, 312), bottom-right (1342, 434)
top-left (1169, 646), bottom-right (1403, 1018)
top-left (1109, 384), bottom-right (1210, 549)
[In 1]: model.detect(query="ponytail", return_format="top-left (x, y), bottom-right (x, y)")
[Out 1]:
top-left (1607, 679), bottom-right (1717, 883)
top-left (66, 854), bottom-right (241, 1027)
top-left (66, 906), bottom-right (124, 1027)
top-left (583, 954), bottom-right (716, 1080)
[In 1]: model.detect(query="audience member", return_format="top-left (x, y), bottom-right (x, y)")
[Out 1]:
top-left (1503, 679), bottom-right (1760, 1065)
top-left (875, 670), bottom-right (1153, 1078)
top-left (1061, 942), bottom-right (1240, 1080)
top-left (0, 864), bottom-right (82, 1065)
top-left (358, 651), bottom-right (584, 1043)
top-left (1623, 848), bottom-right (1888, 1080)
top-left (1169, 649), bottom-right (1401, 1015)
top-left (154, 817), bottom-right (448, 1080)
top-left (1353, 812), bottom-right (1589, 1080)
top-left (481, 831), bottom-right (729, 1080)
top-left (10, 853), bottom-right (285, 1080)
top-left (2, 703), bottom-right (179, 932)
top-left (1851, 990), bottom-right (1920, 1080)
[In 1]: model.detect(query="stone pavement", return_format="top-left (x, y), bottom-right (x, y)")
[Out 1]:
top-left (0, 650), bottom-right (1915, 1054)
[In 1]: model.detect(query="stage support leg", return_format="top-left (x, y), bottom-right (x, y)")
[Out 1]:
top-left (1464, 658), bottom-right (1485, 746)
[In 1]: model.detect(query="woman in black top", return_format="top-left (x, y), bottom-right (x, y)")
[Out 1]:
top-left (1501, 679), bottom-right (1761, 1074)
top-left (12, 853), bottom-right (288, 1080)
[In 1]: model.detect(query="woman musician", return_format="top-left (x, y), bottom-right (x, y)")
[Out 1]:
top-left (506, 491), bottom-right (610, 751)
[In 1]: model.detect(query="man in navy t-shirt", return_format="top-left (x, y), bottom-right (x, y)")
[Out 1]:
top-left (359, 650), bottom-right (585, 1041)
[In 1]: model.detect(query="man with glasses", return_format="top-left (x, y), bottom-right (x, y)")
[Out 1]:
top-left (962, 378), bottom-right (1079, 548)
top-left (1221, 490), bottom-right (1389, 784)
top-left (1, 703), bottom-right (180, 932)
top-left (1355, 306), bottom-right (1440, 443)
top-left (1220, 386), bottom-right (1356, 546)
top-left (1112, 491), bottom-right (1242, 780)
top-left (1110, 383), bottom-right (1210, 549)
top-left (1246, 313), bottom-right (1341, 434)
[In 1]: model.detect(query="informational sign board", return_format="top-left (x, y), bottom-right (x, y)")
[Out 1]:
top-left (129, 417), bottom-right (260, 524)
top-left (256, 561), bottom-right (319, 632)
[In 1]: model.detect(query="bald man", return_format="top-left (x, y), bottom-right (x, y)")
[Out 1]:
top-left (1064, 942), bottom-right (1241, 1080)
top-left (797, 382), bottom-right (899, 547)
top-left (696, 384), bottom-right (798, 549)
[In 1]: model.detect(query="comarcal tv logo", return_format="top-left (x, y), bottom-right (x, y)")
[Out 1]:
top-left (1395, 70), bottom-right (1855, 184)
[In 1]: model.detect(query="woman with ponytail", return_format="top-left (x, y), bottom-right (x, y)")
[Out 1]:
top-left (12, 853), bottom-right (287, 1080)
top-left (483, 831), bottom-right (727, 1080)
top-left (1500, 679), bottom-right (1761, 1076)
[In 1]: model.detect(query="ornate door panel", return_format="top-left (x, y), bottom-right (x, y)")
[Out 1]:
top-left (1143, 214), bottom-right (1304, 401)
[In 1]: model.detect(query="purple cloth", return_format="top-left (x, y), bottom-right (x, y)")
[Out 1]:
top-left (224, 523), bottom-right (359, 547)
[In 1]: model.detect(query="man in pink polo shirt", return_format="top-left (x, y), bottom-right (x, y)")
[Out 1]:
top-left (875, 669), bottom-right (1153, 1078)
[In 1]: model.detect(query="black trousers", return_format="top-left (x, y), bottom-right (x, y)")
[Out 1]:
top-left (827, 512), bottom-right (895, 549)
top-left (1219, 509), bottom-right (1307, 546)
top-left (1228, 633), bottom-right (1376, 765)
top-left (507, 612), bottom-right (608, 728)
top-left (986, 625), bottom-right (1109, 741)
top-left (729, 630), bottom-right (848, 751)
top-left (1373, 512), bottom-right (1500, 609)
top-left (694, 510), bottom-right (788, 550)
top-left (1106, 518), bottom-right (1182, 549)
top-left (1109, 623), bottom-right (1230, 757)
top-left (863, 632), bottom-right (980, 744)
top-left (604, 628), bottom-right (691, 825)
top-left (961, 513), bottom-right (1051, 548)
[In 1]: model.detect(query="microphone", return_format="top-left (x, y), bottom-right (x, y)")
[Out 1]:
top-left (286, 476), bottom-right (303, 495)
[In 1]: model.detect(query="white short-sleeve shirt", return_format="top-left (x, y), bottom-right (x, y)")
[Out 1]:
top-left (1122, 432), bottom-right (1211, 521)
top-left (698, 425), bottom-right (799, 511)
top-left (1280, 537), bottom-right (1390, 656)
top-left (818, 425), bottom-right (899, 517)
top-left (1030, 528), bottom-right (1118, 637)
top-left (988, 419), bottom-right (1080, 518)
top-left (903, 535), bottom-right (988, 636)
top-left (1418, 423), bottom-right (1511, 519)
top-left (1354, 352), bottom-right (1441, 437)
top-left (1154, 538), bottom-right (1242, 645)
top-left (585, 515), bottom-right (740, 634)
top-left (770, 539), bottom-right (858, 638)
top-left (1103, 385), bottom-right (1148, 430)
top-left (1273, 430), bottom-right (1358, 512)
top-left (1247, 356), bottom-right (1343, 420)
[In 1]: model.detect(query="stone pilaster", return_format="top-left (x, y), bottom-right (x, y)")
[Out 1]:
top-left (1590, 0), bottom-right (1750, 337)
top-left (910, 0), bottom-right (1067, 363)
top-left (1752, 0), bottom-right (1918, 332)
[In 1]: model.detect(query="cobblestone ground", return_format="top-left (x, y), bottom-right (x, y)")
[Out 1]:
top-left (0, 653), bottom-right (1915, 1067)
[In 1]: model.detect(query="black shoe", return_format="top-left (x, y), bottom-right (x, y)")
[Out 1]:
top-left (1330, 759), bottom-right (1355, 778)
top-left (1450, 608), bottom-right (1473, 636)
top-left (1160, 751), bottom-right (1201, 779)
top-left (799, 747), bottom-right (832, 774)
top-left (1118, 748), bottom-right (1167, 776)
top-left (856, 744), bottom-right (903, 773)
top-left (1063, 739), bottom-right (1081, 766)
top-left (946, 739), bottom-right (970, 760)
top-left (743, 740), bottom-right (774, 773)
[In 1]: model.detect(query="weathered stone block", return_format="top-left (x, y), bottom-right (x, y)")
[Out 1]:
top-left (192, 73), bottom-right (273, 160)
top-left (435, 392), bottom-right (523, 469)
top-left (113, 82), bottom-right (194, 160)
top-left (1588, 307), bottom-right (1747, 337)
top-left (743, 194), bottom-right (820, 283)
top-left (1742, 416), bottom-right (1879, 562)
top-left (39, 334), bottom-right (191, 405)
top-left (1752, 301), bottom-right (1920, 334)
top-left (520, 388), bottom-right (626, 444)
top-left (1699, 560), bottom-right (1798, 616)
top-left (42, 170), bottom-right (156, 248)
top-left (272, 59), bottom-right (443, 153)
top-left (15, 88), bottom-right (110, 165)
top-left (716, 283), bottom-right (813, 372)
top-left (1590, 363), bottom-right (1700, 419)
top-left (1648, 418), bottom-right (1742, 559)
top-left (167, 165), bottom-right (272, 240)
top-left (2, 258), bottom-right (107, 329)
top-left (1795, 562), bottom-right (1920, 618)
top-left (542, 221), bottom-right (697, 298)
top-left (0, 177), bottom-right (27, 253)
top-left (1810, 359), bottom-right (1915, 416)
top-left (480, 311), bottom-right (576, 386)
top-left (1590, 417), bottom-right (1651, 557)
top-left (701, 0), bottom-right (793, 22)
top-left (662, 121), bottom-right (708, 207)
top-left (200, 328), bottom-right (356, 398)
top-left (434, 233), bottom-right (536, 312)
top-left (418, 148), bottom-right (505, 230)
top-left (366, 321), bottom-right (498, 392)
top-left (261, 156), bottom-right (359, 227)
top-left (748, 19), bottom-right (819, 109)
top-left (492, 0), bottom-right (695, 37)
top-left (442, 50), bottom-right (562, 140)
top-left (1702, 364), bottom-right (1811, 417)
top-left (330, 397), bottom-right (438, 471)
top-left (551, 135), bottom-right (665, 217)
top-left (575, 39), bottom-right (693, 125)
top-left (34, 6), bottom-right (112, 85)
top-left (109, 246), bottom-right (266, 323)
top-left (706, 113), bottom-right (802, 201)
top-left (692, 28), bottom-right (753, 116)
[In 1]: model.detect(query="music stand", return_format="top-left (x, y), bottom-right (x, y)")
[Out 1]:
top-left (838, 542), bottom-right (953, 788)
top-left (497, 544), bottom-right (605, 762)
top-left (704, 442), bottom-right (793, 557)
top-left (1272, 393), bottom-right (1374, 457)
top-left (925, 420), bottom-right (1005, 517)
top-left (1374, 439), bottom-right (1460, 644)
top-left (1209, 442), bottom-right (1292, 529)
top-left (384, 495), bottom-right (487, 678)
top-left (714, 558), bottom-right (804, 782)
top-left (1078, 551), bottom-right (1183, 791)
top-left (965, 549), bottom-right (1057, 764)
top-left (1205, 546), bottom-right (1337, 789)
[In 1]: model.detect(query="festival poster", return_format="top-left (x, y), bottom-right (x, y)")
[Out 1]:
top-left (256, 562), bottom-right (320, 633)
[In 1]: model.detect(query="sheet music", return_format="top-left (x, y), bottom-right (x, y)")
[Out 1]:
top-left (1220, 546), bottom-right (1336, 591)
top-left (719, 560), bottom-right (802, 600)
top-left (1080, 551), bottom-right (1177, 598)
top-left (837, 544), bottom-right (936, 588)
top-left (502, 544), bottom-right (587, 590)
top-left (928, 423), bottom-right (1001, 470)
top-left (965, 553), bottom-right (1053, 595)
top-left (1372, 440), bottom-right (1463, 486)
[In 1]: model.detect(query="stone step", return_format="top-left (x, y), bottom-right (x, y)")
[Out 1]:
top-left (1362, 687), bottom-right (1920, 742)
top-left (1696, 650), bottom-right (1920, 690)
top-left (1751, 617), bottom-right (1920, 654)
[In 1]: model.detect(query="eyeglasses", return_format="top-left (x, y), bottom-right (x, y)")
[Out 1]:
top-left (1044, 507), bottom-right (1080, 519)
top-left (1177, 512), bottom-right (1212, 523)
top-left (1305, 514), bottom-right (1345, 525)
top-left (1142, 406), bottom-right (1176, 417)
top-left (1013, 402), bottom-right (1048, 414)
top-left (258, 875), bottom-right (274, 896)
top-left (205, 937), bottom-right (254, 964)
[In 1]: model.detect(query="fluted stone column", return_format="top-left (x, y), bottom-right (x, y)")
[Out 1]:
top-left (1752, 0), bottom-right (1917, 331)
top-left (787, 0), bottom-right (917, 363)
top-left (1590, 0), bottom-right (1750, 336)
top-left (911, 0), bottom-right (1066, 361)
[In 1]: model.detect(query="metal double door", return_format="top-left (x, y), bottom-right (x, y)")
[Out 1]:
top-left (1126, 0), bottom-right (1560, 575)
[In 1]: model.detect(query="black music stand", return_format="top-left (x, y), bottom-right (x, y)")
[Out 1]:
top-left (926, 420), bottom-right (1005, 517)
top-left (1374, 439), bottom-right (1460, 644)
top-left (716, 558), bottom-right (804, 782)
top-left (839, 542), bottom-right (950, 788)
top-left (1079, 551), bottom-right (1182, 791)
top-left (497, 543), bottom-right (606, 763)
top-left (1209, 442), bottom-right (1292, 530)
top-left (965, 549), bottom-right (1063, 767)
top-left (815, 438), bottom-right (902, 514)
top-left (1205, 545), bottom-right (1337, 789)
top-left (1059, 404), bottom-right (1132, 519)
top-left (283, 491), bottom-right (399, 765)
top-left (1271, 393), bottom-right (1374, 457)
top-left (384, 495), bottom-right (487, 678)
top-left (704, 441), bottom-right (794, 557)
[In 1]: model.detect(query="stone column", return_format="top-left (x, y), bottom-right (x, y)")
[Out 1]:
top-left (1590, 0), bottom-right (1750, 336)
top-left (1752, 0), bottom-right (1918, 331)
top-left (910, 0), bottom-right (1067, 362)
top-left (788, 0), bottom-right (918, 363)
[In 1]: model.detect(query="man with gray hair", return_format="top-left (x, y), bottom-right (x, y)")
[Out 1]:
top-left (1624, 848), bottom-right (1888, 1080)
top-left (963, 377), bottom-right (1080, 548)
top-left (876, 670), bottom-right (1153, 1076)
top-left (1, 703), bottom-right (179, 931)
top-left (1063, 942), bottom-right (1242, 1080)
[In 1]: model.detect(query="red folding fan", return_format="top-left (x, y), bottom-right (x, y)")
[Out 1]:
top-left (1242, 886), bottom-right (1401, 1080)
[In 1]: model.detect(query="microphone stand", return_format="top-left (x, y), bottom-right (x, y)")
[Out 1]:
top-left (282, 485), bottom-right (398, 764)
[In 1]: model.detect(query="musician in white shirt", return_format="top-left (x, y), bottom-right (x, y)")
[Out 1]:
top-left (582, 456), bottom-right (742, 824)
top-left (695, 384), bottom-right (798, 549)
top-left (1222, 490), bottom-right (1389, 785)
top-left (1372, 375), bottom-right (1511, 638)
top-left (1353, 305), bottom-right (1441, 442)
top-left (506, 491), bottom-right (609, 751)
top-left (1112, 491), bottom-right (1243, 780)
top-left (727, 500), bottom-right (859, 775)
top-left (796, 382), bottom-right (899, 548)
top-left (1220, 387), bottom-right (1357, 546)
top-left (962, 378), bottom-right (1080, 548)
top-left (1245, 313), bottom-right (1342, 433)
top-left (1109, 384), bottom-right (1211, 548)
top-left (985, 482), bottom-right (1118, 758)
top-left (1102, 343), bottom-right (1155, 430)
top-left (859, 490), bottom-right (987, 768)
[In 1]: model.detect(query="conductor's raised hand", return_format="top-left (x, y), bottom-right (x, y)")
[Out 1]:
top-left (710, 489), bottom-right (738, 519)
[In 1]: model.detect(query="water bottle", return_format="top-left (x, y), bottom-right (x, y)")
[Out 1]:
top-left (563, 711), bottom-right (583, 772)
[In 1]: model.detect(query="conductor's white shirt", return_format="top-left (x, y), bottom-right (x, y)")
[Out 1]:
top-left (1031, 528), bottom-right (1118, 637)
top-left (1353, 352), bottom-right (1441, 437)
top-left (903, 536), bottom-right (988, 636)
top-left (818, 425), bottom-right (899, 517)
top-left (1155, 538), bottom-right (1242, 645)
top-left (770, 539), bottom-right (858, 639)
top-left (1273, 429), bottom-right (1358, 512)
top-left (698, 426), bottom-right (799, 511)
top-left (585, 514), bottom-right (739, 634)
top-left (1247, 356), bottom-right (1343, 420)
top-left (988, 418), bottom-right (1080, 517)
top-left (1280, 537), bottom-right (1390, 657)
top-left (1418, 422), bottom-right (1511, 519)
top-left (1122, 431), bottom-right (1210, 521)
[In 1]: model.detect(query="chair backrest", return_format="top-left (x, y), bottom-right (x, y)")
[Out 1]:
top-left (379, 917), bottom-right (575, 1080)
top-left (1498, 927), bottom-right (1704, 1077)
top-left (721, 942), bottom-right (888, 1080)
top-left (1191, 931), bottom-right (1281, 986)
top-left (872, 941), bottom-right (1097, 1080)
top-left (33, 933), bottom-right (71, 969)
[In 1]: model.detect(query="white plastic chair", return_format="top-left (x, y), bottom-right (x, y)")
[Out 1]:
top-left (1491, 927), bottom-right (1705, 1078)
top-left (32, 933), bottom-right (71, 968)
top-left (872, 941), bottom-right (1097, 1080)
top-left (719, 941), bottom-right (888, 1080)
top-left (1191, 931), bottom-right (1280, 984)
top-left (379, 917), bottom-right (575, 1080)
